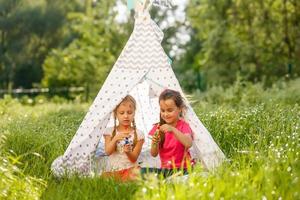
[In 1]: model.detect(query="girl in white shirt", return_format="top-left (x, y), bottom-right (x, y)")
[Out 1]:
top-left (103, 95), bottom-right (144, 181)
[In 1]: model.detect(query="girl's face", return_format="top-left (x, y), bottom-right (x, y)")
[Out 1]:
top-left (115, 101), bottom-right (135, 127)
top-left (159, 99), bottom-right (182, 126)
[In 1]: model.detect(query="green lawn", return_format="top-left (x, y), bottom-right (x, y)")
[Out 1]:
top-left (1, 79), bottom-right (299, 199)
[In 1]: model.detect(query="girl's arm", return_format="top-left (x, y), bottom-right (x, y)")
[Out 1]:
top-left (125, 139), bottom-right (144, 162)
top-left (160, 124), bottom-right (193, 148)
top-left (104, 133), bottom-right (127, 155)
top-left (172, 128), bottom-right (193, 148)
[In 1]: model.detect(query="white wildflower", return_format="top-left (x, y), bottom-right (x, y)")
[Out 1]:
top-left (142, 187), bottom-right (147, 193)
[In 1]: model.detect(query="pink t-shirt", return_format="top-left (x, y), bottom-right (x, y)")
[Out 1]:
top-left (149, 119), bottom-right (193, 169)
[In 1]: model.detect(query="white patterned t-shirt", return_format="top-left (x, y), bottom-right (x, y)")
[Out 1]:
top-left (103, 127), bottom-right (144, 171)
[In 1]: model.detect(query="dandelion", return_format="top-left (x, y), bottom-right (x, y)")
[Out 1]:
top-left (277, 152), bottom-right (281, 158)
top-left (142, 187), bottom-right (147, 193)
top-left (38, 99), bottom-right (44, 104)
top-left (272, 191), bottom-right (275, 195)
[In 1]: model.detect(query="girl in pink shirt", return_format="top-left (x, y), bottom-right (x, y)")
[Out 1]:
top-left (149, 89), bottom-right (194, 177)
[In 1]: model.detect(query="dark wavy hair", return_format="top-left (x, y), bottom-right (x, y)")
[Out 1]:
top-left (158, 89), bottom-right (186, 148)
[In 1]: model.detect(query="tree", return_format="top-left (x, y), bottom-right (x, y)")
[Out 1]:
top-left (0, 0), bottom-right (83, 91)
top-left (42, 0), bottom-right (133, 100)
top-left (184, 0), bottom-right (300, 88)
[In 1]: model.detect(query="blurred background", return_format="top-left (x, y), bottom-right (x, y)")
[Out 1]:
top-left (0, 0), bottom-right (299, 101)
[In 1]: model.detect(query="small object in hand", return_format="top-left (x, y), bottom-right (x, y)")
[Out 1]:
top-left (152, 126), bottom-right (160, 148)
top-left (124, 137), bottom-right (129, 145)
top-left (121, 137), bottom-right (130, 153)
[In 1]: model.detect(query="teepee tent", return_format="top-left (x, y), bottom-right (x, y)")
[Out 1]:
top-left (51, 3), bottom-right (225, 177)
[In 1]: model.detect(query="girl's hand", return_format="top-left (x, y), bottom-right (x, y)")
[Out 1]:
top-left (151, 131), bottom-right (160, 145)
top-left (159, 124), bottom-right (174, 133)
top-left (123, 144), bottom-right (132, 153)
top-left (113, 133), bottom-right (128, 142)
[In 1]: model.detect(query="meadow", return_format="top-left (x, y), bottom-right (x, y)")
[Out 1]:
top-left (0, 78), bottom-right (299, 200)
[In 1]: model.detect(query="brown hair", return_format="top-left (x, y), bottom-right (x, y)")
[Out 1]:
top-left (158, 89), bottom-right (186, 148)
top-left (111, 95), bottom-right (138, 146)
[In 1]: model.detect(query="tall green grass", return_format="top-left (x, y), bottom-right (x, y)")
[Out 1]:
top-left (134, 79), bottom-right (300, 199)
top-left (0, 79), bottom-right (299, 199)
top-left (0, 99), bottom-right (138, 199)
top-left (0, 133), bottom-right (46, 200)
top-left (135, 102), bottom-right (299, 199)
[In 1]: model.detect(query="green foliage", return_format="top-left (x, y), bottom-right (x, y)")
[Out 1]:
top-left (42, 177), bottom-right (138, 200)
top-left (0, 0), bottom-right (186, 97)
top-left (175, 33), bottom-right (205, 92)
top-left (0, 136), bottom-right (46, 200)
top-left (0, 94), bottom-right (74, 106)
top-left (0, 0), bottom-right (83, 90)
top-left (42, 1), bottom-right (132, 99)
top-left (0, 103), bottom-right (87, 177)
top-left (192, 77), bottom-right (300, 108)
top-left (1, 0), bottom-right (300, 94)
top-left (184, 0), bottom-right (300, 88)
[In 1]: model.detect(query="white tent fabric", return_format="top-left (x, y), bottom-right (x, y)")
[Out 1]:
top-left (51, 11), bottom-right (225, 177)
